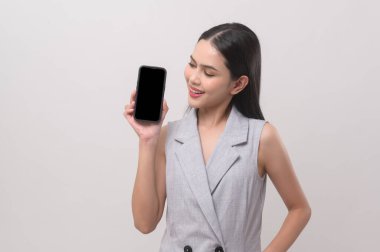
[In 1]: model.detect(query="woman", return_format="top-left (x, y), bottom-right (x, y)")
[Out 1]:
top-left (124, 22), bottom-right (311, 252)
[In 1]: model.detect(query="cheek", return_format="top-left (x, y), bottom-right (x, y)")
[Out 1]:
top-left (208, 79), bottom-right (229, 95)
top-left (184, 65), bottom-right (191, 82)
top-left (208, 78), bottom-right (223, 89)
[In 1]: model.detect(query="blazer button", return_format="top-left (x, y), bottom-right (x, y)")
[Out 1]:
top-left (215, 246), bottom-right (224, 252)
top-left (184, 245), bottom-right (192, 252)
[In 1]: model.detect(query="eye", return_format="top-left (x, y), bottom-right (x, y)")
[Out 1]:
top-left (205, 72), bottom-right (214, 77)
top-left (188, 62), bottom-right (196, 68)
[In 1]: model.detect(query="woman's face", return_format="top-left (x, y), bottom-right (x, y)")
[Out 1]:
top-left (184, 39), bottom-right (235, 110)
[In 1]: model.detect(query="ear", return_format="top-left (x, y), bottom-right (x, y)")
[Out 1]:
top-left (230, 75), bottom-right (249, 95)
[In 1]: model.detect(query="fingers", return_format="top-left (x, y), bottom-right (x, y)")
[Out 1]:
top-left (123, 104), bottom-right (132, 117)
top-left (124, 90), bottom-right (137, 118)
top-left (124, 101), bottom-right (135, 110)
top-left (129, 88), bottom-right (136, 104)
top-left (124, 89), bottom-right (137, 113)
top-left (124, 90), bottom-right (168, 121)
top-left (128, 101), bottom-right (135, 114)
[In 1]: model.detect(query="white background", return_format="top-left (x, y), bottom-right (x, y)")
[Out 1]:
top-left (1, 0), bottom-right (379, 251)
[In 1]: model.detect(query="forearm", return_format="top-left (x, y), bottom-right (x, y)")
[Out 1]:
top-left (263, 207), bottom-right (312, 252)
top-left (132, 137), bottom-right (160, 233)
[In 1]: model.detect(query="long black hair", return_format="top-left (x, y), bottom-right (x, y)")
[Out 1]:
top-left (184, 22), bottom-right (265, 120)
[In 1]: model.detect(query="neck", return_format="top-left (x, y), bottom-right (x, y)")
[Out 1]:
top-left (196, 103), bottom-right (232, 129)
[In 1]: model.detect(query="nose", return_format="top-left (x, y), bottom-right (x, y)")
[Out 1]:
top-left (188, 68), bottom-right (201, 85)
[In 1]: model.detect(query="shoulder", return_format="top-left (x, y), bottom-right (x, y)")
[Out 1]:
top-left (247, 118), bottom-right (274, 138)
top-left (247, 118), bottom-right (278, 140)
top-left (256, 120), bottom-right (282, 150)
top-left (260, 121), bottom-right (278, 144)
top-left (258, 121), bottom-right (286, 165)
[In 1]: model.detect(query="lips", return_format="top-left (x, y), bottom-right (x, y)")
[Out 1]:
top-left (189, 87), bottom-right (205, 93)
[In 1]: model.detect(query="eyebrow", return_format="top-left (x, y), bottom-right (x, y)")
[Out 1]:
top-left (190, 55), bottom-right (219, 71)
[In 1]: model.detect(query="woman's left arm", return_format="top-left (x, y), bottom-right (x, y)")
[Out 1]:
top-left (260, 122), bottom-right (312, 252)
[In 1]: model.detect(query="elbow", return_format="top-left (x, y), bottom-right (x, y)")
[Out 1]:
top-left (302, 206), bottom-right (312, 223)
top-left (289, 205), bottom-right (312, 221)
top-left (305, 201), bottom-right (312, 217)
top-left (132, 206), bottom-right (160, 234)
top-left (307, 206), bottom-right (312, 219)
top-left (134, 221), bottom-right (157, 234)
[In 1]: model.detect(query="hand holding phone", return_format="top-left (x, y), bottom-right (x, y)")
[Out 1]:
top-left (123, 65), bottom-right (169, 141)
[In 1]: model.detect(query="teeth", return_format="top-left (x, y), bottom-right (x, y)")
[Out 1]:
top-left (191, 89), bottom-right (204, 94)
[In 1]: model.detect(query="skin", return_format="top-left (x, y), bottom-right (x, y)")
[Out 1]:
top-left (184, 39), bottom-right (249, 166)
top-left (124, 39), bottom-right (311, 251)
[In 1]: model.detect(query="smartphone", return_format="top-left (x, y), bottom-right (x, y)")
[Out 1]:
top-left (133, 65), bottom-right (167, 122)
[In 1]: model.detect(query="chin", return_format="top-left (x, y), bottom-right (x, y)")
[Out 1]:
top-left (188, 98), bottom-right (200, 108)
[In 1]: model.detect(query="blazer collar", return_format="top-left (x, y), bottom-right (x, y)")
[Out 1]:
top-left (174, 103), bottom-right (248, 146)
top-left (173, 103), bottom-right (249, 246)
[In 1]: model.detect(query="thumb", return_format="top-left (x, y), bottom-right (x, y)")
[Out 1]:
top-left (162, 99), bottom-right (169, 117)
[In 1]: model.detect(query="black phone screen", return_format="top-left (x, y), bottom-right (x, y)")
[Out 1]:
top-left (134, 65), bottom-right (166, 122)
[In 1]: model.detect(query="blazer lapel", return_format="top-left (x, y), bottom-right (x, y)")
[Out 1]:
top-left (206, 105), bottom-right (249, 194)
top-left (173, 104), bottom-right (249, 247)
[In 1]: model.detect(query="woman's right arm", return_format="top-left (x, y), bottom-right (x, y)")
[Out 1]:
top-left (132, 124), bottom-right (167, 234)
top-left (123, 88), bottom-right (169, 234)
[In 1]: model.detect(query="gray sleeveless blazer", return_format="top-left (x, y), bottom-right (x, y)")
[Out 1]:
top-left (159, 104), bottom-right (268, 252)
